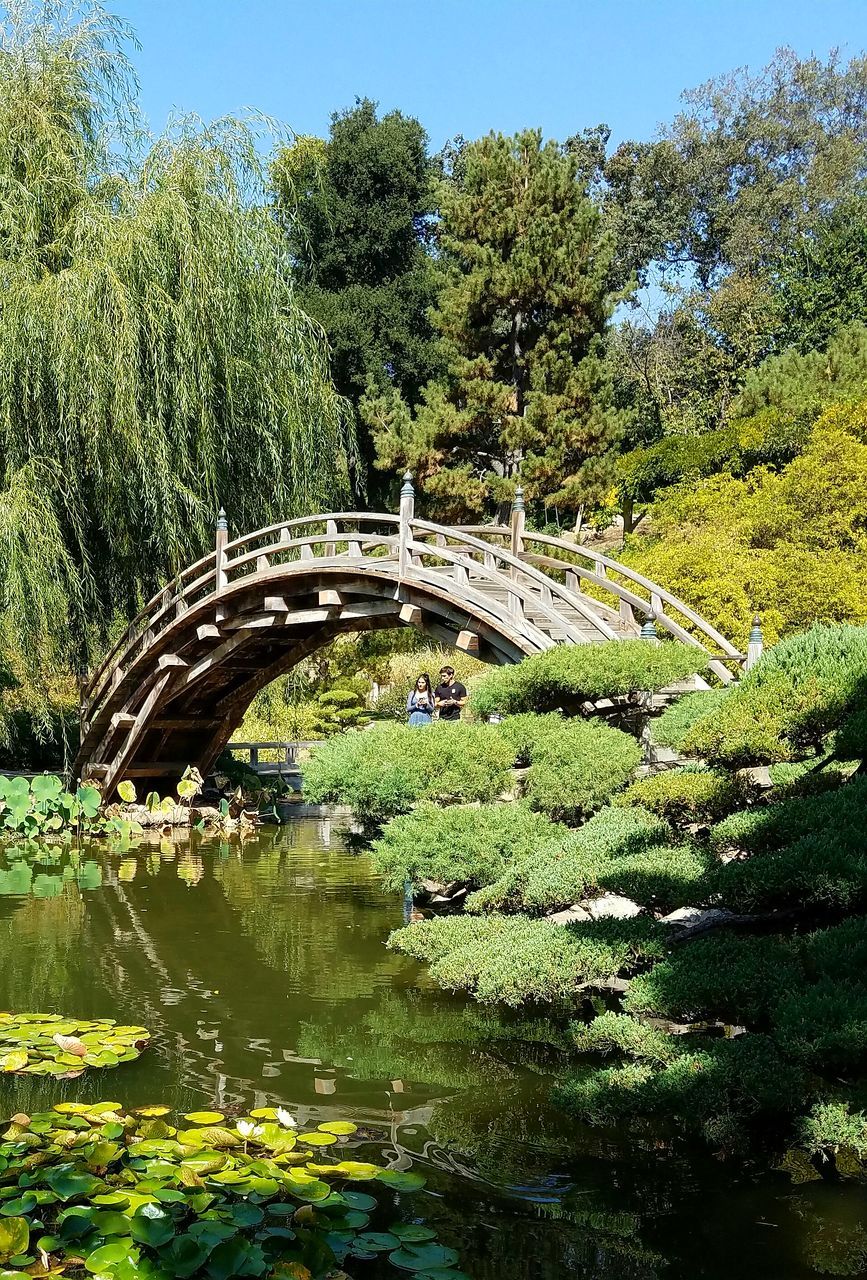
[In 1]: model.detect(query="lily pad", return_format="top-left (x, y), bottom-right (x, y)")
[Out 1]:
top-left (183, 1110), bottom-right (225, 1125)
top-left (389, 1244), bottom-right (461, 1272)
top-left (0, 1217), bottom-right (28, 1262)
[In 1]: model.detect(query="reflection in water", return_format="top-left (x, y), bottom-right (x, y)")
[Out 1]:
top-left (0, 822), bottom-right (864, 1279)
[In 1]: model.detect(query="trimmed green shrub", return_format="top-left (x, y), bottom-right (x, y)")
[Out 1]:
top-left (616, 768), bottom-right (755, 825)
top-left (684, 623), bottom-right (867, 766)
top-left (715, 800), bottom-right (867, 912)
top-left (623, 934), bottom-right (803, 1023)
top-left (470, 640), bottom-right (708, 718)
top-left (801, 915), bottom-right (867, 981)
top-left (797, 1102), bottom-right (867, 1160)
top-left (710, 775), bottom-right (867, 856)
top-left (388, 914), bottom-right (666, 1006)
top-left (568, 1011), bottom-right (676, 1064)
top-left (467, 805), bottom-right (669, 914)
top-left (303, 721), bottom-right (515, 824)
top-left (369, 802), bottom-right (564, 892)
top-left (554, 1034), bottom-right (806, 1126)
top-left (652, 689), bottom-right (728, 751)
top-left (773, 980), bottom-right (867, 1073)
top-left (518, 716), bottom-right (642, 822)
top-left (464, 805), bottom-right (705, 915)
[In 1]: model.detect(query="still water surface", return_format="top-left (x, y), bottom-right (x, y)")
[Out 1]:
top-left (0, 819), bottom-right (865, 1278)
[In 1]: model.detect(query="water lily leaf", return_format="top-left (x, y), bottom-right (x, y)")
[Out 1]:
top-left (1, 1050), bottom-right (27, 1071)
top-left (390, 1225), bottom-right (438, 1243)
top-left (53, 1102), bottom-right (93, 1114)
top-left (340, 1192), bottom-right (377, 1212)
top-left (298, 1132), bottom-right (337, 1147)
top-left (317, 1121), bottom-right (357, 1136)
top-left (329, 1160), bottom-right (379, 1180)
top-left (134, 1105), bottom-right (170, 1118)
top-left (84, 1239), bottom-right (134, 1273)
top-left (355, 1232), bottom-right (401, 1252)
top-left (377, 1170), bottom-right (426, 1192)
top-left (129, 1208), bottom-right (175, 1247)
top-left (46, 1167), bottom-right (103, 1200)
top-left (116, 781), bottom-right (136, 804)
top-left (31, 775), bottom-right (63, 804)
top-left (249, 1107), bottom-right (278, 1120)
top-left (183, 1111), bottom-right (225, 1125)
top-left (0, 1217), bottom-right (28, 1262)
top-left (389, 1244), bottom-right (460, 1272)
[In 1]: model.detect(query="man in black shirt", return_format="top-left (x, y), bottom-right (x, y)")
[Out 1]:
top-left (434, 664), bottom-right (468, 721)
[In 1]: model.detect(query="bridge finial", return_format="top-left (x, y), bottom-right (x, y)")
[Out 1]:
top-left (512, 485), bottom-right (525, 513)
top-left (640, 610), bottom-right (658, 641)
top-left (400, 471), bottom-right (414, 500)
top-left (216, 507), bottom-right (228, 532)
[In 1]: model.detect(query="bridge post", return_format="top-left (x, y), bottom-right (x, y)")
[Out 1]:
top-left (215, 508), bottom-right (228, 592)
top-left (745, 615), bottom-right (763, 671)
top-left (398, 471), bottom-right (414, 578)
top-left (510, 486), bottom-right (525, 558)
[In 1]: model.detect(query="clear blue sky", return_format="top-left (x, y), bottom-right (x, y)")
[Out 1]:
top-left (118, 0), bottom-right (867, 150)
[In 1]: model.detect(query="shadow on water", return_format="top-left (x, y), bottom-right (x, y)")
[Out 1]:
top-left (0, 819), bottom-right (865, 1278)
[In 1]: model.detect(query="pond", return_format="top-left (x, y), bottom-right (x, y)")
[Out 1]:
top-left (0, 818), bottom-right (864, 1279)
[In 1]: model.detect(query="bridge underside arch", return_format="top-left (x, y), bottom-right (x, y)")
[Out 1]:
top-left (77, 567), bottom-right (548, 795)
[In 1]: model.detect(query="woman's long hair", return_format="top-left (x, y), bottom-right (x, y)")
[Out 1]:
top-left (416, 672), bottom-right (432, 694)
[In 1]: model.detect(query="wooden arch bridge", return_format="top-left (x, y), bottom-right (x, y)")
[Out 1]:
top-left (76, 477), bottom-right (744, 795)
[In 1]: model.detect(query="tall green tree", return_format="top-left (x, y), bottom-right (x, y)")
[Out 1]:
top-left (0, 1), bottom-right (353, 734)
top-left (273, 99), bottom-right (441, 503)
top-left (367, 129), bottom-right (622, 525)
top-left (607, 49), bottom-right (867, 445)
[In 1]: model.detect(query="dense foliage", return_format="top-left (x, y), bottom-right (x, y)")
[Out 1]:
top-left (389, 914), bottom-right (665, 1006)
top-left (372, 621), bottom-right (867, 1157)
top-left (470, 640), bottom-right (707, 717)
top-left (275, 99), bottom-right (440, 503)
top-left (303, 722), bottom-right (516, 824)
top-left (365, 129), bottom-right (620, 521)
top-left (369, 801), bottom-right (563, 892)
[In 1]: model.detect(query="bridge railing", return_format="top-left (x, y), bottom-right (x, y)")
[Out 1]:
top-left (83, 487), bottom-right (745, 729)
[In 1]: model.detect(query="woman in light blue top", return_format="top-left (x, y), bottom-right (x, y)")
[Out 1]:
top-left (406, 673), bottom-right (434, 726)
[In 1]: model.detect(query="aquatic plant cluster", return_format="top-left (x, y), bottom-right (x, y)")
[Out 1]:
top-left (0, 1014), bottom-right (149, 1078)
top-left (308, 628), bottom-right (867, 1163)
top-left (0, 777), bottom-right (135, 841)
top-left (0, 1101), bottom-right (463, 1279)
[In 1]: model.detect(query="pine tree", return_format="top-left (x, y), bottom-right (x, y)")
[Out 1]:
top-left (367, 129), bottom-right (622, 523)
top-left (274, 99), bottom-right (441, 504)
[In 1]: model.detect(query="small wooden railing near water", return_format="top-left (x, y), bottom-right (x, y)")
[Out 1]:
top-left (225, 741), bottom-right (320, 777)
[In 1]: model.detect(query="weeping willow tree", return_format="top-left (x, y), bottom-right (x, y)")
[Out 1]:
top-left (0, 2), bottom-right (353, 748)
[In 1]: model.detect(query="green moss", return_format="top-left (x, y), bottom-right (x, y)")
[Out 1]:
top-left (369, 801), bottom-right (564, 892)
top-left (470, 640), bottom-right (708, 718)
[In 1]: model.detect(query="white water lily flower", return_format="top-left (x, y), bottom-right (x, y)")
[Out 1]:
top-left (276, 1107), bottom-right (297, 1129)
top-left (236, 1119), bottom-right (260, 1140)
